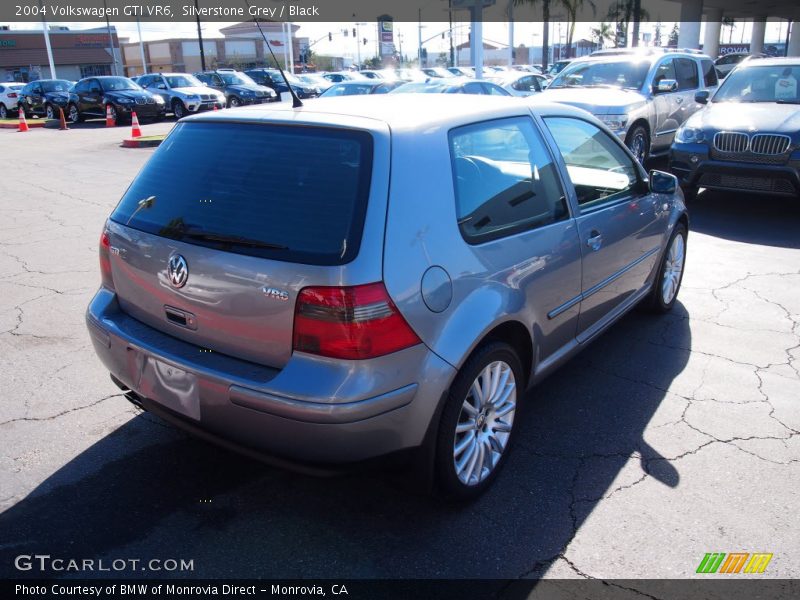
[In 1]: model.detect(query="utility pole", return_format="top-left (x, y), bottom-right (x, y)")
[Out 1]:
top-left (418, 9), bottom-right (423, 67)
top-left (448, 0), bottom-right (454, 67)
top-left (136, 18), bottom-right (147, 75)
top-left (355, 22), bottom-right (361, 70)
top-left (507, 0), bottom-right (514, 66)
top-left (38, 0), bottom-right (56, 78)
top-left (102, 0), bottom-right (117, 75)
top-left (194, 0), bottom-right (206, 71)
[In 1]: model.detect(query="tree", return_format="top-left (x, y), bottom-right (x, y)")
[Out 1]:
top-left (606, 0), bottom-right (650, 48)
top-left (590, 21), bottom-right (615, 49)
top-left (515, 0), bottom-right (551, 70)
top-left (668, 23), bottom-right (679, 47)
top-left (722, 17), bottom-right (735, 44)
top-left (561, 0), bottom-right (596, 59)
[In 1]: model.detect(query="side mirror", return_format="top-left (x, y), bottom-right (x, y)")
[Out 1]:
top-left (156, 83), bottom-right (167, 90)
top-left (649, 169), bottom-right (678, 195)
top-left (694, 90), bottom-right (709, 104)
top-left (653, 78), bottom-right (678, 94)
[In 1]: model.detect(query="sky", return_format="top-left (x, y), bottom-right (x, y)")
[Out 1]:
top-left (4, 19), bottom-right (793, 61)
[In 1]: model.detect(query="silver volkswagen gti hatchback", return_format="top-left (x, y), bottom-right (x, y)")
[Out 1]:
top-left (87, 95), bottom-right (688, 499)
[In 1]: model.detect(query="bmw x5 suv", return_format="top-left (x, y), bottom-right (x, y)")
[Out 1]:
top-left (87, 96), bottom-right (688, 498)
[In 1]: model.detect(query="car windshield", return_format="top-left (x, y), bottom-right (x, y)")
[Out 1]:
top-left (549, 60), bottom-right (651, 90)
top-left (712, 64), bottom-right (800, 103)
top-left (390, 82), bottom-right (448, 94)
top-left (41, 80), bottom-right (72, 92)
top-left (321, 83), bottom-right (377, 96)
top-left (165, 75), bottom-right (202, 88)
top-left (219, 72), bottom-right (254, 85)
top-left (100, 77), bottom-right (140, 91)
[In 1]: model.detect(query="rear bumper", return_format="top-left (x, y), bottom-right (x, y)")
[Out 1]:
top-left (86, 288), bottom-right (455, 464)
top-left (670, 143), bottom-right (800, 196)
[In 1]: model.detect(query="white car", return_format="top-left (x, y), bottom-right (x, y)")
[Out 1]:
top-left (489, 72), bottom-right (549, 97)
top-left (0, 82), bottom-right (24, 119)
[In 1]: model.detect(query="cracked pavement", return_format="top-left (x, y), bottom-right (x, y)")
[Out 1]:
top-left (0, 124), bottom-right (798, 582)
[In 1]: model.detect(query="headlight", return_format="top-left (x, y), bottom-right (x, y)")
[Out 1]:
top-left (153, 95), bottom-right (165, 104)
top-left (674, 126), bottom-right (706, 144)
top-left (599, 114), bottom-right (628, 131)
top-left (187, 94), bottom-right (200, 101)
top-left (118, 98), bottom-right (134, 104)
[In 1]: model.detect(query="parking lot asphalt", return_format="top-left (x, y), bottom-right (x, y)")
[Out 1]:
top-left (0, 121), bottom-right (798, 582)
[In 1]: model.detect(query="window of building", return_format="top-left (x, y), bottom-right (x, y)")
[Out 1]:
top-left (80, 64), bottom-right (112, 78)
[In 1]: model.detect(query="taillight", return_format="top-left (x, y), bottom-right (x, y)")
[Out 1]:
top-left (99, 228), bottom-right (114, 289)
top-left (8, 93), bottom-right (17, 98)
top-left (293, 282), bottom-right (421, 360)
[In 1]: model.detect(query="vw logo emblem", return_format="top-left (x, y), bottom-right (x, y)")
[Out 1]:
top-left (167, 254), bottom-right (188, 289)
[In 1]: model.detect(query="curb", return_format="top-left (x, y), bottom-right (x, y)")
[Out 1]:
top-left (0, 120), bottom-right (46, 129)
top-left (121, 136), bottom-right (165, 148)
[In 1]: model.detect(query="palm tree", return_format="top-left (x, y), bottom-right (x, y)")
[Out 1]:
top-left (607, 0), bottom-right (650, 47)
top-left (591, 22), bottom-right (615, 49)
top-left (561, 0), bottom-right (596, 58)
top-left (514, 0), bottom-right (551, 70)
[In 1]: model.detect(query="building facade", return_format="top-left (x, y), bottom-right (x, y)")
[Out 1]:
top-left (0, 26), bottom-right (122, 83)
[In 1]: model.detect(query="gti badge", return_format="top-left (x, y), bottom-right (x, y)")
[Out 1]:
top-left (168, 254), bottom-right (189, 288)
top-left (262, 286), bottom-right (289, 301)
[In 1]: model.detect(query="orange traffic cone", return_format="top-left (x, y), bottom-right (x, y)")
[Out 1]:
top-left (58, 107), bottom-right (68, 131)
top-left (213, 104), bottom-right (218, 111)
top-left (105, 104), bottom-right (115, 127)
top-left (18, 107), bottom-right (29, 132)
top-left (130, 111), bottom-right (142, 138)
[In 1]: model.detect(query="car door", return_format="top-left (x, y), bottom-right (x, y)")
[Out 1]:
top-left (82, 79), bottom-right (103, 116)
top-left (447, 115), bottom-right (582, 363)
top-left (543, 116), bottom-right (666, 340)
top-left (29, 82), bottom-right (44, 114)
top-left (673, 57), bottom-right (701, 129)
top-left (149, 75), bottom-right (170, 103)
top-left (650, 57), bottom-right (681, 152)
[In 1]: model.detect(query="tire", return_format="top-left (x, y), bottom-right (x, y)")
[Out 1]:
top-left (228, 96), bottom-right (241, 108)
top-left (45, 103), bottom-right (55, 120)
top-left (67, 103), bottom-right (83, 123)
top-left (646, 223), bottom-right (687, 314)
top-left (625, 124), bottom-right (650, 165)
top-left (435, 341), bottom-right (523, 501)
top-left (0, 103), bottom-right (7, 119)
top-left (680, 184), bottom-right (698, 202)
top-left (172, 99), bottom-right (186, 119)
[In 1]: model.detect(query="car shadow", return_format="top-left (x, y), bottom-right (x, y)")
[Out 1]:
top-left (688, 189), bottom-right (800, 249)
top-left (0, 308), bottom-right (690, 582)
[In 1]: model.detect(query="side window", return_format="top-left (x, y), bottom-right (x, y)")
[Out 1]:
top-left (675, 58), bottom-right (699, 90)
top-left (75, 80), bottom-right (90, 93)
top-left (512, 76), bottom-right (531, 91)
top-left (32, 84), bottom-right (43, 94)
top-left (463, 82), bottom-right (485, 95)
top-left (484, 83), bottom-right (508, 96)
top-left (139, 75), bottom-right (152, 87)
top-left (449, 117), bottom-right (569, 244)
top-left (212, 75), bottom-right (224, 86)
top-left (701, 59), bottom-right (718, 87)
top-left (653, 59), bottom-right (677, 88)
top-left (544, 117), bottom-right (640, 211)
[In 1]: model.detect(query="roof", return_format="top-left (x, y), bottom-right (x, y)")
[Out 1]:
top-left (737, 57), bottom-right (800, 67)
top-left (0, 47), bottom-right (114, 68)
top-left (181, 94), bottom-right (590, 134)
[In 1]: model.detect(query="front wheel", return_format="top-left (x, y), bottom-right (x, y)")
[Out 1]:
top-left (435, 342), bottom-right (523, 500)
top-left (646, 223), bottom-right (687, 313)
top-left (680, 184), bottom-right (698, 202)
top-left (172, 99), bottom-right (186, 119)
top-left (625, 124), bottom-right (650, 165)
top-left (45, 103), bottom-right (56, 120)
top-left (67, 103), bottom-right (82, 123)
top-left (228, 96), bottom-right (241, 108)
top-left (0, 103), bottom-right (8, 119)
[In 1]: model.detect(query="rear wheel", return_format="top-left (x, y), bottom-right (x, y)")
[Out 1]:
top-left (0, 103), bottom-right (7, 119)
top-left (45, 103), bottom-right (55, 120)
top-left (646, 223), bottom-right (687, 313)
top-left (625, 124), bottom-right (650, 165)
top-left (68, 103), bottom-right (82, 123)
top-left (435, 342), bottom-right (522, 500)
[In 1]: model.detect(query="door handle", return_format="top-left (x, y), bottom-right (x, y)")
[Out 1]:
top-left (675, 97), bottom-right (683, 104)
top-left (586, 231), bottom-right (603, 251)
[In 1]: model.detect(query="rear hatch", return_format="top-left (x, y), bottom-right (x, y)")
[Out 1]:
top-left (106, 119), bottom-right (382, 368)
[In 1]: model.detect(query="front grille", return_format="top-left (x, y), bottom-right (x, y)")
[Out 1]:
top-left (713, 132), bottom-right (749, 153)
top-left (134, 97), bottom-right (145, 105)
top-left (200, 94), bottom-right (213, 100)
top-left (750, 134), bottom-right (791, 155)
top-left (699, 172), bottom-right (796, 194)
top-left (146, 97), bottom-right (155, 104)
top-left (709, 150), bottom-right (789, 165)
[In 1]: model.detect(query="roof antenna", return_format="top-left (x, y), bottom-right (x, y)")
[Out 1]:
top-left (243, 0), bottom-right (303, 108)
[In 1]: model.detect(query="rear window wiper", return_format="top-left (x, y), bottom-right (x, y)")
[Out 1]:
top-left (180, 230), bottom-right (288, 250)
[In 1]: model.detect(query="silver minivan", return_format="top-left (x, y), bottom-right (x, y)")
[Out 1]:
top-left (87, 95), bottom-right (688, 499)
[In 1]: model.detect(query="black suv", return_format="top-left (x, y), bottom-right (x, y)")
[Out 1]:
top-left (67, 76), bottom-right (166, 124)
top-left (193, 69), bottom-right (277, 107)
top-left (18, 79), bottom-right (73, 120)
top-left (244, 68), bottom-right (321, 99)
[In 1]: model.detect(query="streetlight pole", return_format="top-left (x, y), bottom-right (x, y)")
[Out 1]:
top-left (136, 18), bottom-right (147, 75)
top-left (418, 8), bottom-right (423, 67)
top-left (38, 0), bottom-right (56, 79)
top-left (194, 0), bottom-right (206, 71)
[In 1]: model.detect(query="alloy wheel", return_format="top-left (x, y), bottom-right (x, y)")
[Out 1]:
top-left (662, 232), bottom-right (685, 305)
top-left (453, 361), bottom-right (517, 486)
top-left (46, 104), bottom-right (55, 120)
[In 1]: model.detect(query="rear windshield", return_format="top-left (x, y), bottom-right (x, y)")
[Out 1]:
top-left (111, 122), bottom-right (374, 265)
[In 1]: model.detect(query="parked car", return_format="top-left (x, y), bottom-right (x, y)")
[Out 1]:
top-left (422, 67), bottom-right (456, 79)
top-left (534, 51), bottom-right (719, 163)
top-left (86, 95), bottom-right (688, 499)
top-left (295, 73), bottom-right (333, 92)
top-left (546, 60), bottom-right (572, 77)
top-left (714, 52), bottom-right (767, 79)
top-left (16, 79), bottom-right (72, 119)
top-left (319, 80), bottom-right (405, 97)
top-left (394, 68), bottom-right (429, 82)
top-left (448, 66), bottom-right (475, 78)
top-left (244, 68), bottom-right (321, 100)
top-left (488, 72), bottom-right (549, 97)
top-left (670, 58), bottom-right (800, 199)
top-left (67, 76), bottom-right (166, 124)
top-left (321, 71), bottom-right (367, 83)
top-left (194, 69), bottom-right (277, 107)
top-left (0, 82), bottom-right (24, 119)
top-left (391, 79), bottom-right (512, 96)
top-left (137, 73), bottom-right (225, 118)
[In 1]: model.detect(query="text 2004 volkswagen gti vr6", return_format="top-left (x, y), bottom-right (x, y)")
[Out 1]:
top-left (86, 95), bottom-right (688, 499)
